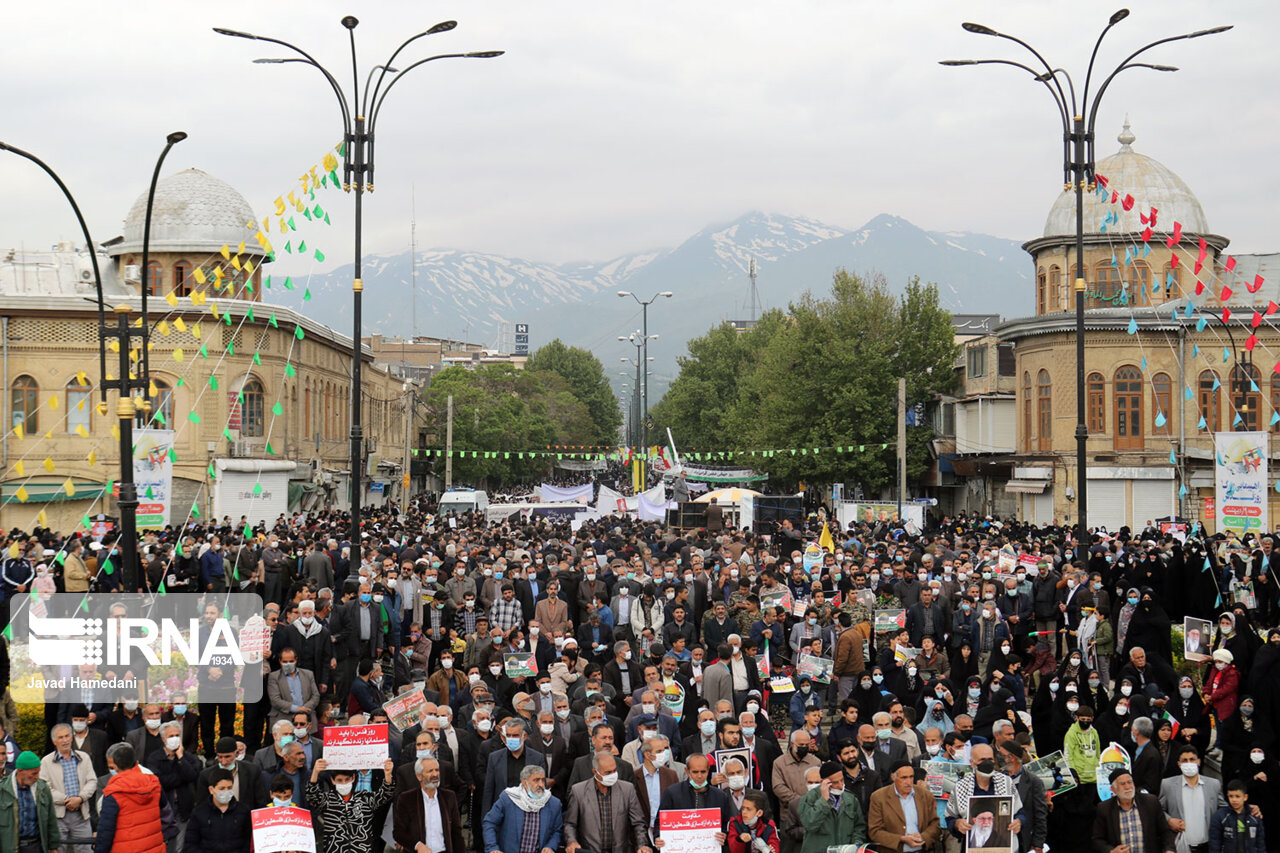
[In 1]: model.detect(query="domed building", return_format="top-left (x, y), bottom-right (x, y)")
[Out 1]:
top-left (988, 121), bottom-right (1280, 531)
top-left (0, 168), bottom-right (412, 531)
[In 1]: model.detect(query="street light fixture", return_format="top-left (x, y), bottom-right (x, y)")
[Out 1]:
top-left (942, 8), bottom-right (1230, 543)
top-left (617, 292), bottom-right (672, 488)
top-left (215, 16), bottom-right (501, 547)
top-left (0, 132), bottom-right (186, 591)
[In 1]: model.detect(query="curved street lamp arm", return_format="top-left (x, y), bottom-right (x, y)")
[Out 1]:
top-left (992, 32), bottom-right (1072, 121)
top-left (1082, 14), bottom-right (1128, 115)
top-left (140, 132), bottom-right (188, 389)
top-left (367, 53), bottom-right (472, 133)
top-left (366, 22), bottom-right (458, 122)
top-left (0, 141), bottom-right (108, 399)
top-left (1085, 61), bottom-right (1180, 173)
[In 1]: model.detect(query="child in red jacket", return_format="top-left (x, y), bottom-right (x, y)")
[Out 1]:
top-left (728, 790), bottom-right (781, 853)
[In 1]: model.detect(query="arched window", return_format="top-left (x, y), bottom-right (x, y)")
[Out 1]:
top-left (145, 261), bottom-right (164, 297)
top-left (1152, 372), bottom-right (1172, 435)
top-left (1199, 370), bottom-right (1221, 433)
top-left (1048, 265), bottom-right (1063, 310)
top-left (1037, 369), bottom-right (1052, 451)
top-left (1164, 264), bottom-right (1182, 299)
top-left (1231, 363), bottom-right (1262, 432)
top-left (137, 378), bottom-right (174, 429)
top-left (1130, 261), bottom-right (1152, 306)
top-left (1087, 372), bottom-right (1106, 434)
top-left (1037, 267), bottom-right (1047, 315)
top-left (1095, 261), bottom-right (1123, 301)
top-left (1022, 372), bottom-right (1032, 452)
top-left (1272, 380), bottom-right (1280, 435)
top-left (173, 261), bottom-right (193, 297)
top-left (66, 380), bottom-right (92, 434)
top-left (242, 379), bottom-right (265, 437)
top-left (1114, 366), bottom-right (1143, 450)
top-left (11, 375), bottom-right (38, 432)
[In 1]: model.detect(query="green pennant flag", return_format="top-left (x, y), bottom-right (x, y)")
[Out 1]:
top-left (859, 445), bottom-right (865, 452)
top-left (157, 579), bottom-right (166, 596)
top-left (237, 391), bottom-right (245, 404)
top-left (411, 449), bottom-right (418, 457)
top-left (246, 306), bottom-right (255, 322)
top-left (245, 281), bottom-right (254, 295)
top-left (199, 344), bottom-right (209, 359)
top-left (176, 540), bottom-right (183, 557)
top-left (222, 427), bottom-right (233, 440)
top-left (284, 363), bottom-right (296, 378)
top-left (100, 558), bottom-right (113, 577)
top-left (269, 313), bottom-right (278, 328)
top-left (284, 277), bottom-right (294, 291)
top-left (81, 515), bottom-right (91, 529)
top-left (167, 447), bottom-right (177, 462)
top-left (285, 240), bottom-right (293, 254)
top-left (209, 375), bottom-right (218, 390)
top-left (313, 205), bottom-right (323, 217)
top-left (154, 410), bottom-right (166, 425)
top-left (298, 240), bottom-right (307, 252)
top-left (338, 141), bottom-right (346, 156)
top-left (224, 312), bottom-right (232, 327)
top-left (314, 249), bottom-right (325, 262)
top-left (253, 483), bottom-right (263, 495)
top-left (188, 412), bottom-right (201, 424)
top-left (303, 288), bottom-right (312, 302)
top-left (252, 351), bottom-right (261, 366)
top-left (54, 552), bottom-right (65, 566)
top-left (265, 442), bottom-right (276, 456)
top-left (288, 216), bottom-right (296, 229)
top-left (324, 212), bottom-right (331, 225)
top-left (243, 523), bottom-right (252, 539)
top-left (321, 175), bottom-right (328, 188)
top-left (328, 170), bottom-right (338, 188)
top-left (303, 209), bottom-right (312, 221)
top-left (192, 501), bottom-right (201, 517)
top-left (226, 341), bottom-right (234, 355)
top-left (79, 594), bottom-right (89, 612)
top-left (504, 452), bottom-right (510, 459)
top-left (295, 326), bottom-right (305, 341)
top-left (176, 377), bottom-right (185, 387)
top-left (272, 402), bottom-right (283, 416)
top-left (265, 275), bottom-right (271, 289)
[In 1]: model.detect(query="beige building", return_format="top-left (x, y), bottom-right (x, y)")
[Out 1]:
top-left (0, 168), bottom-right (412, 530)
top-left (994, 122), bottom-right (1280, 531)
top-left (364, 333), bottom-right (527, 383)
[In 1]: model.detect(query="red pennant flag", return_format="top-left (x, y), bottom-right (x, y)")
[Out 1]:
top-left (1171, 253), bottom-right (1179, 269)
top-left (1149, 207), bottom-right (1158, 227)
top-left (1111, 190), bottom-right (1119, 204)
top-left (1097, 174), bottom-right (1109, 188)
top-left (1141, 227), bottom-right (1154, 243)
top-left (1272, 361), bottom-right (1280, 374)
top-left (1221, 285), bottom-right (1233, 301)
top-left (1122, 194), bottom-right (1135, 211)
top-left (1223, 307), bottom-right (1233, 323)
top-left (1140, 211), bottom-right (1149, 225)
top-left (1167, 222), bottom-right (1183, 247)
top-left (1225, 256), bottom-right (1238, 272)
top-left (1195, 260), bottom-right (1204, 275)
top-left (1195, 280), bottom-right (1205, 296)
top-left (1267, 301), bottom-right (1277, 316)
top-left (1252, 311), bottom-right (1262, 329)
top-left (1250, 274), bottom-right (1265, 294)
top-left (1247, 334), bottom-right (1259, 351)
top-left (1198, 238), bottom-right (1208, 262)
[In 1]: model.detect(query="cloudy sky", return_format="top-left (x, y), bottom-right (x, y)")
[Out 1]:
top-left (1, 0), bottom-right (1274, 267)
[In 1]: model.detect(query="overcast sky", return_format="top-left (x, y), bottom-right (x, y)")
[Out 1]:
top-left (1, 1), bottom-right (1274, 268)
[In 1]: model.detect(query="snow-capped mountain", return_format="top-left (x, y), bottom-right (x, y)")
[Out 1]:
top-left (282, 211), bottom-right (1031, 398)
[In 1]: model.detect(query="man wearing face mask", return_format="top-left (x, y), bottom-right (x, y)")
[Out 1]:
top-left (197, 737), bottom-right (268, 809)
top-left (1157, 744), bottom-right (1242, 853)
top-left (773, 731), bottom-right (821, 818)
top-left (656, 753), bottom-right (733, 842)
top-left (944, 744), bottom-right (1022, 849)
top-left (308, 756), bottom-right (397, 853)
top-left (393, 756), bottom-right (466, 853)
top-left (482, 720), bottom-right (546, 819)
top-left (142, 720), bottom-right (202, 846)
top-left (564, 751), bottom-right (651, 853)
top-left (279, 599), bottom-right (333, 697)
top-left (329, 580), bottom-right (386, 702)
top-left (797, 759), bottom-right (868, 853)
top-left (184, 767), bottom-right (252, 853)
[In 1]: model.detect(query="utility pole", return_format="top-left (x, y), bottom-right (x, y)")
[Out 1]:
top-left (444, 394), bottom-right (454, 490)
top-left (402, 383), bottom-right (414, 503)
top-left (897, 376), bottom-right (907, 517)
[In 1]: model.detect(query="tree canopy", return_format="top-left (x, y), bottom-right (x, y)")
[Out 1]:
top-left (525, 339), bottom-right (622, 444)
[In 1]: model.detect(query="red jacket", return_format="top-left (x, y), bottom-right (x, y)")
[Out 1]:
top-left (99, 767), bottom-right (166, 853)
top-left (1203, 663), bottom-right (1240, 720)
top-left (727, 816), bottom-right (781, 853)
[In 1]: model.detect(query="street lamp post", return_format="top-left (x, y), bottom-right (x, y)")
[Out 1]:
top-left (215, 16), bottom-right (502, 549)
top-left (942, 10), bottom-right (1229, 546)
top-left (617, 291), bottom-right (671, 487)
top-left (0, 132), bottom-right (185, 591)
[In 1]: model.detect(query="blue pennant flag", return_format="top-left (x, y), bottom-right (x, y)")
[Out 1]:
top-left (1179, 484), bottom-right (1188, 499)
top-left (1156, 412), bottom-right (1167, 428)
top-left (1198, 415), bottom-right (1208, 430)
top-left (1185, 385), bottom-right (1195, 401)
top-left (1169, 449), bottom-right (1177, 465)
top-left (1127, 318), bottom-right (1139, 335)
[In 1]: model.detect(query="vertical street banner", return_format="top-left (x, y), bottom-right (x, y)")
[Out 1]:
top-left (133, 428), bottom-right (173, 529)
top-left (1214, 431), bottom-right (1268, 534)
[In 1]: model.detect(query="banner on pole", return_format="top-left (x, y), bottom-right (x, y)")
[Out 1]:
top-left (1215, 431), bottom-right (1268, 534)
top-left (133, 429), bottom-right (173, 529)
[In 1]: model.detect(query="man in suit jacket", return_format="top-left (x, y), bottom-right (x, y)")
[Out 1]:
top-left (69, 706), bottom-right (110, 777)
top-left (866, 761), bottom-right (941, 853)
top-left (531, 712), bottom-right (573, 802)
top-left (1157, 747), bottom-right (1224, 844)
top-left (534, 584), bottom-right (571, 637)
top-left (859, 724), bottom-right (908, 776)
top-left (633, 736), bottom-right (680, 831)
top-left (196, 737), bottom-right (269, 808)
top-left (701, 645), bottom-right (735, 713)
top-left (481, 765), bottom-right (563, 853)
top-left (393, 757), bottom-right (467, 853)
top-left (266, 650), bottom-right (320, 727)
top-left (655, 754), bottom-right (735, 835)
top-left (603, 644), bottom-right (645, 717)
top-left (329, 586), bottom-right (384, 698)
top-left (480, 722), bottom-right (546, 817)
top-left (1093, 769), bottom-right (1176, 853)
top-left (565, 752), bottom-right (653, 853)
top-left (1129, 717), bottom-right (1164, 795)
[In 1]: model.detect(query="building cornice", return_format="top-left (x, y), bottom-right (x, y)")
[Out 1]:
top-left (1021, 231), bottom-right (1231, 257)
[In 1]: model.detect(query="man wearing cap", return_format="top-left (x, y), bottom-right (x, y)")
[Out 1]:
top-left (1092, 769), bottom-right (1176, 853)
top-left (797, 759), bottom-right (868, 853)
top-left (867, 759), bottom-right (941, 853)
top-left (1, 751), bottom-right (59, 853)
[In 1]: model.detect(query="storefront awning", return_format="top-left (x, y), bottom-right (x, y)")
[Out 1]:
top-left (1005, 479), bottom-right (1049, 494)
top-left (1, 482), bottom-right (106, 504)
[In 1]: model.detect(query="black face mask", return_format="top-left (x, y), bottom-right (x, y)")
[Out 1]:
top-left (975, 759), bottom-right (996, 775)
top-left (860, 741), bottom-right (876, 753)
top-left (954, 731), bottom-right (970, 743)
top-left (793, 746), bottom-right (809, 760)
top-left (1078, 720), bottom-right (1093, 730)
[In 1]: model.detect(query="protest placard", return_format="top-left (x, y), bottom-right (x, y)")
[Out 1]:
top-left (1024, 751), bottom-right (1077, 798)
top-left (503, 652), bottom-right (539, 677)
top-left (322, 724), bottom-right (388, 771)
top-left (796, 651), bottom-right (834, 683)
top-left (1183, 617), bottom-right (1212, 662)
top-left (966, 795), bottom-right (1013, 853)
top-left (658, 808), bottom-right (722, 853)
top-left (761, 588), bottom-right (794, 614)
top-left (383, 687), bottom-right (427, 732)
top-left (251, 807), bottom-right (316, 853)
top-left (874, 609), bottom-right (906, 634)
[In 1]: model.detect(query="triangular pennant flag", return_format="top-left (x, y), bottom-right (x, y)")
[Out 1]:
top-left (295, 326), bottom-right (305, 341)
top-left (1169, 449), bottom-right (1177, 465)
top-left (314, 249), bottom-right (325, 262)
top-left (269, 313), bottom-right (278, 328)
top-left (1155, 412), bottom-right (1167, 428)
top-left (303, 288), bottom-right (312, 302)
top-left (252, 351), bottom-right (261, 365)
top-left (284, 363), bottom-right (296, 378)
top-left (272, 402), bottom-right (283, 416)
top-left (265, 441), bottom-right (276, 456)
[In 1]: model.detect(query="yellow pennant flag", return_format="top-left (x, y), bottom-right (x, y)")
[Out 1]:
top-left (43, 431), bottom-right (51, 441)
top-left (213, 265), bottom-right (224, 282)
top-left (165, 290), bottom-right (178, 307)
top-left (75, 371), bottom-right (88, 387)
top-left (111, 424), bottom-right (120, 441)
top-left (36, 509), bottom-right (47, 528)
top-left (194, 268), bottom-right (207, 284)
top-left (288, 191), bottom-right (298, 207)
top-left (211, 302), bottom-right (220, 320)
top-left (13, 486), bottom-right (26, 504)
top-left (133, 317), bottom-right (143, 328)
top-left (237, 240), bottom-right (245, 255)
top-left (74, 425), bottom-right (89, 438)
top-left (192, 323), bottom-right (202, 340)
top-left (244, 260), bottom-right (255, 275)
top-left (274, 196), bottom-right (285, 215)
top-left (63, 478), bottom-right (76, 497)
top-left (157, 320), bottom-right (170, 337)
top-left (149, 381), bottom-right (158, 398)
top-left (14, 460), bottom-right (24, 477)
top-left (173, 348), bottom-right (185, 363)
top-left (263, 218), bottom-right (270, 233)
top-left (108, 340), bottom-right (119, 353)
top-left (48, 395), bottom-right (58, 411)
top-left (819, 522), bottom-right (835, 553)
top-left (173, 317), bottom-right (187, 333)
top-left (76, 399), bottom-right (84, 411)
top-left (87, 449), bottom-right (97, 465)
top-left (6, 543), bottom-right (17, 558)
top-left (42, 457), bottom-right (55, 473)
top-left (323, 151), bottom-right (339, 173)
top-left (220, 245), bottom-right (231, 260)
top-left (231, 256), bottom-right (241, 271)
top-left (12, 425), bottom-right (22, 440)
top-left (279, 217), bottom-right (289, 233)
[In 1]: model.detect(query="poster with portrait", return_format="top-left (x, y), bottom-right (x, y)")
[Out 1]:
top-left (922, 759), bottom-right (972, 804)
top-left (713, 746), bottom-right (753, 782)
top-left (795, 651), bottom-right (834, 684)
top-left (965, 795), bottom-right (1013, 853)
top-left (1023, 750), bottom-right (1076, 798)
top-left (1183, 617), bottom-right (1212, 662)
top-left (1215, 431), bottom-right (1268, 535)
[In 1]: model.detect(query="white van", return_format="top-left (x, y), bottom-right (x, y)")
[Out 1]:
top-left (436, 488), bottom-right (490, 516)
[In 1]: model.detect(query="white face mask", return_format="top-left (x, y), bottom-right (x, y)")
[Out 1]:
top-left (807, 781), bottom-right (821, 791)
top-left (165, 736), bottom-right (182, 751)
top-left (598, 772), bottom-right (618, 787)
top-left (214, 789), bottom-right (234, 805)
top-left (477, 719), bottom-right (493, 733)
top-left (334, 782), bottom-right (354, 796)
top-left (72, 721), bottom-right (87, 733)
top-left (1180, 762), bottom-right (1199, 778)
top-left (540, 723), bottom-right (555, 735)
top-left (652, 749), bottom-right (671, 768)
top-left (145, 719), bottom-right (162, 731)
top-left (642, 703), bottom-right (656, 715)
top-left (468, 673), bottom-right (481, 684)
top-left (556, 708), bottom-right (571, 720)
top-left (1251, 752), bottom-right (1265, 765)
top-left (746, 702), bottom-right (759, 715)
top-left (728, 774), bottom-right (747, 790)
top-left (926, 743), bottom-right (941, 756)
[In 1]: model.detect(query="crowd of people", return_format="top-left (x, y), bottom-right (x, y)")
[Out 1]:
top-left (0, 498), bottom-right (1275, 853)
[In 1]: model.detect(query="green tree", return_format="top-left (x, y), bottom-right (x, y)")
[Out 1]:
top-left (526, 340), bottom-right (621, 444)
top-left (421, 363), bottom-right (596, 485)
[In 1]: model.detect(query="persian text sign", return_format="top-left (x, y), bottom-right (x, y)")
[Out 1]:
top-left (251, 807), bottom-right (316, 853)
top-left (659, 808), bottom-right (722, 853)
top-left (1215, 431), bottom-right (1268, 533)
top-left (322, 724), bottom-right (388, 770)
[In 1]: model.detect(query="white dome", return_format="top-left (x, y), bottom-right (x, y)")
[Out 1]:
top-left (113, 168), bottom-right (263, 257)
top-left (1042, 120), bottom-right (1209, 238)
